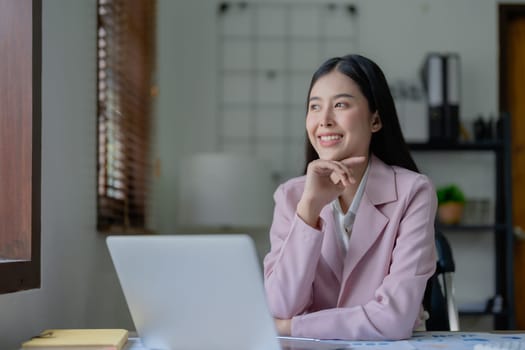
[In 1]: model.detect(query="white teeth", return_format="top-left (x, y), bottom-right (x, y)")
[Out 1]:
top-left (320, 135), bottom-right (342, 141)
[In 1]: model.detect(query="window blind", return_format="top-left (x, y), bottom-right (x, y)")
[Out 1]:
top-left (96, 0), bottom-right (156, 233)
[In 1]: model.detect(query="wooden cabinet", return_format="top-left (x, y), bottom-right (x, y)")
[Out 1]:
top-left (0, 0), bottom-right (41, 294)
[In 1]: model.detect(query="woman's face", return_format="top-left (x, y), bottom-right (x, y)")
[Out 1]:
top-left (306, 69), bottom-right (381, 161)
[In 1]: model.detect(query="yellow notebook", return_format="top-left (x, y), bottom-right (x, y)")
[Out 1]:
top-left (21, 329), bottom-right (128, 350)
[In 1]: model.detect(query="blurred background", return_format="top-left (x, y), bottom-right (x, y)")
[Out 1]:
top-left (1, 1), bottom-right (522, 349)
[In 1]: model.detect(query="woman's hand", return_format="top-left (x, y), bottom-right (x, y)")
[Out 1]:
top-left (297, 156), bottom-right (366, 228)
top-left (274, 318), bottom-right (292, 336)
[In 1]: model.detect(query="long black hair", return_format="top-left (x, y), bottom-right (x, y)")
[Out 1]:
top-left (304, 54), bottom-right (419, 173)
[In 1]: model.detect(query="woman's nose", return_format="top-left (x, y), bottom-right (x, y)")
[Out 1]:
top-left (319, 109), bottom-right (334, 127)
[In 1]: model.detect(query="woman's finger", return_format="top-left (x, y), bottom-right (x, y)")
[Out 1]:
top-left (330, 168), bottom-right (353, 187)
top-left (309, 159), bottom-right (353, 186)
top-left (329, 171), bottom-right (341, 184)
top-left (329, 161), bottom-right (353, 186)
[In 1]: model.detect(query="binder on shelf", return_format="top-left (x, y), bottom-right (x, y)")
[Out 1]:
top-left (421, 53), bottom-right (461, 142)
top-left (444, 54), bottom-right (460, 141)
top-left (425, 54), bottom-right (445, 141)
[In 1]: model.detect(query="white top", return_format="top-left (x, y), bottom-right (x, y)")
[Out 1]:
top-left (331, 160), bottom-right (371, 252)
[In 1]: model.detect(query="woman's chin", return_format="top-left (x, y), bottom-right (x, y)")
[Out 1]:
top-left (319, 155), bottom-right (346, 161)
top-left (318, 151), bottom-right (351, 161)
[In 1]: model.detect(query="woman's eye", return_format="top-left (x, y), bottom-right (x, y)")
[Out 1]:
top-left (334, 102), bottom-right (347, 108)
top-left (309, 104), bottom-right (320, 111)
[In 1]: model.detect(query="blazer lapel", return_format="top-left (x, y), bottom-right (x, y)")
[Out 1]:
top-left (340, 155), bottom-right (397, 287)
top-left (319, 205), bottom-right (344, 283)
top-left (341, 193), bottom-right (388, 285)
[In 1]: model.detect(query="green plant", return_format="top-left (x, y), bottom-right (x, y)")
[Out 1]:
top-left (436, 184), bottom-right (465, 206)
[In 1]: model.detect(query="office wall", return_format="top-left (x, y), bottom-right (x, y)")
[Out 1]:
top-left (151, 0), bottom-right (500, 232)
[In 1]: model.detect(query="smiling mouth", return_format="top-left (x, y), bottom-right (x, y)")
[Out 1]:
top-left (319, 135), bottom-right (342, 141)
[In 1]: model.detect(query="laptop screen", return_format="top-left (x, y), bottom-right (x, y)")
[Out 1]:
top-left (107, 234), bottom-right (281, 350)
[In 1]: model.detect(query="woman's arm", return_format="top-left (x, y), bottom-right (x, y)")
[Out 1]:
top-left (263, 182), bottom-right (325, 318)
top-left (290, 175), bottom-right (437, 340)
top-left (264, 157), bottom-right (366, 319)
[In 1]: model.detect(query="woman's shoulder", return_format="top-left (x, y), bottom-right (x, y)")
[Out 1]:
top-left (392, 165), bottom-right (430, 181)
top-left (370, 156), bottom-right (435, 199)
top-left (391, 165), bottom-right (434, 188)
top-left (274, 175), bottom-right (307, 202)
top-left (278, 175), bottom-right (307, 191)
top-left (389, 166), bottom-right (436, 205)
top-left (371, 155), bottom-right (432, 184)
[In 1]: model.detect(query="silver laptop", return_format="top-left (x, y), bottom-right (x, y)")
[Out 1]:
top-left (107, 234), bottom-right (281, 350)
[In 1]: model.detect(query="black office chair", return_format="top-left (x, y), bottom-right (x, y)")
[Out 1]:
top-left (423, 230), bottom-right (460, 331)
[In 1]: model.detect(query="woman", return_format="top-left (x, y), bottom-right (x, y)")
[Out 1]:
top-left (263, 54), bottom-right (437, 340)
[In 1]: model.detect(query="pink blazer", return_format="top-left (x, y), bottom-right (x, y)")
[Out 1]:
top-left (263, 155), bottom-right (437, 340)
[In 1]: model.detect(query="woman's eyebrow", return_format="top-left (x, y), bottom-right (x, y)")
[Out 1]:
top-left (308, 93), bottom-right (354, 102)
top-left (333, 93), bottom-right (354, 99)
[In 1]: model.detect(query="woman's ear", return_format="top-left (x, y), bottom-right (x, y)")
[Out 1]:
top-left (371, 112), bottom-right (382, 132)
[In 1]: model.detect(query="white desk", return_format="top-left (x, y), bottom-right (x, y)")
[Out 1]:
top-left (124, 331), bottom-right (525, 350)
